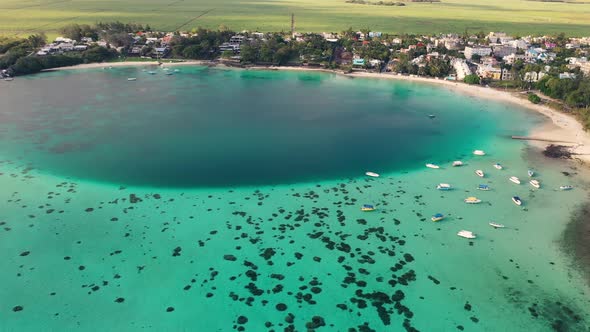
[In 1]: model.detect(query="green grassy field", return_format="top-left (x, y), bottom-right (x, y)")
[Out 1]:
top-left (1, 0), bottom-right (590, 37)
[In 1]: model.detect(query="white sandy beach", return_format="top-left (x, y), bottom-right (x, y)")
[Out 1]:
top-left (43, 61), bottom-right (590, 164)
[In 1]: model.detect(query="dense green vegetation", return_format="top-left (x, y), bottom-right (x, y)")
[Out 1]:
top-left (464, 74), bottom-right (480, 84)
top-left (528, 93), bottom-right (542, 104)
top-left (1, 0), bottom-right (590, 38)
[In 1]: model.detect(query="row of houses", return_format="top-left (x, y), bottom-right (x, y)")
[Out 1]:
top-left (37, 37), bottom-right (91, 56)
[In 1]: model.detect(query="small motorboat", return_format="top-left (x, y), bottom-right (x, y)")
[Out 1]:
top-left (361, 204), bottom-right (375, 212)
top-left (426, 163), bottom-right (440, 169)
top-left (431, 213), bottom-right (445, 222)
top-left (528, 170), bottom-right (535, 177)
top-left (559, 185), bottom-right (573, 191)
top-left (512, 196), bottom-right (522, 206)
top-left (530, 179), bottom-right (540, 189)
top-left (477, 184), bottom-right (490, 191)
top-left (437, 183), bottom-right (452, 190)
top-left (452, 161), bottom-right (463, 167)
top-left (165, 72), bottom-right (174, 76)
top-left (489, 222), bottom-right (505, 228)
top-left (428, 114), bottom-right (436, 119)
top-left (127, 77), bottom-right (137, 81)
top-left (493, 163), bottom-right (503, 170)
top-left (457, 230), bottom-right (476, 239)
top-left (473, 150), bottom-right (486, 156)
top-left (464, 197), bottom-right (482, 204)
top-left (365, 172), bottom-right (380, 178)
top-left (174, 69), bottom-right (180, 72)
top-left (475, 170), bottom-right (485, 178)
top-left (3, 77), bottom-right (14, 81)
top-left (147, 71), bottom-right (156, 75)
top-left (509, 176), bottom-right (521, 184)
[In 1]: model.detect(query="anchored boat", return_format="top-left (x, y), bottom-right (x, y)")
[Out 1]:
top-left (509, 176), bottom-right (521, 184)
top-left (437, 183), bottom-right (452, 190)
top-left (530, 179), bottom-right (540, 189)
top-left (452, 161), bottom-right (463, 167)
top-left (512, 196), bottom-right (522, 206)
top-left (464, 197), bottom-right (482, 204)
top-left (457, 230), bottom-right (476, 239)
top-left (475, 170), bottom-right (485, 178)
top-left (489, 222), bottom-right (505, 228)
top-left (528, 170), bottom-right (535, 177)
top-left (560, 185), bottom-right (573, 191)
top-left (431, 213), bottom-right (445, 222)
top-left (426, 163), bottom-right (440, 169)
top-left (365, 172), bottom-right (380, 178)
top-left (361, 204), bottom-right (375, 212)
top-left (477, 184), bottom-right (490, 191)
top-left (493, 163), bottom-right (503, 170)
top-left (473, 150), bottom-right (486, 156)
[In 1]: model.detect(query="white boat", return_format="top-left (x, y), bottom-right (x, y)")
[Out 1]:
top-left (464, 197), bottom-right (482, 204)
top-left (512, 196), bottom-right (522, 206)
top-left (127, 78), bottom-right (137, 81)
top-left (475, 170), bottom-right (485, 178)
top-left (457, 230), bottom-right (476, 239)
top-left (493, 163), bottom-right (503, 170)
top-left (174, 69), bottom-right (180, 72)
top-left (3, 77), bottom-right (14, 81)
top-left (489, 222), bottom-right (505, 228)
top-left (437, 183), bottom-right (452, 190)
top-left (559, 185), bottom-right (573, 191)
top-left (452, 161), bottom-right (463, 167)
top-left (509, 176), bottom-right (521, 184)
top-left (426, 163), bottom-right (440, 169)
top-left (473, 150), bottom-right (486, 156)
top-left (147, 71), bottom-right (156, 75)
top-left (527, 170), bottom-right (535, 177)
top-left (530, 179), bottom-right (540, 189)
top-left (365, 172), bottom-right (380, 178)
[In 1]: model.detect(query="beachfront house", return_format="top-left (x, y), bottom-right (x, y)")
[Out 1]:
top-left (523, 71), bottom-right (545, 82)
top-left (451, 58), bottom-right (472, 80)
top-left (477, 64), bottom-right (502, 80)
top-left (352, 58), bottom-right (365, 66)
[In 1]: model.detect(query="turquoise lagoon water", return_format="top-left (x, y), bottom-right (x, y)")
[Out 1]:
top-left (0, 67), bottom-right (589, 331)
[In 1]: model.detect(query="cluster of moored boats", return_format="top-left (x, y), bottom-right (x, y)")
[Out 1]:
top-left (127, 68), bottom-right (179, 81)
top-left (364, 149), bottom-right (574, 240)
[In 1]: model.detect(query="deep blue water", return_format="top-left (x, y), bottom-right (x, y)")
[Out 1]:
top-left (0, 66), bottom-right (532, 186)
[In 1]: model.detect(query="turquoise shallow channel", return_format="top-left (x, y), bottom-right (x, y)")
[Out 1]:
top-left (0, 66), bottom-right (589, 331)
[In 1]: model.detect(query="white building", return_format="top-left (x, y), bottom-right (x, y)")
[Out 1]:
top-left (523, 71), bottom-right (545, 82)
top-left (452, 59), bottom-right (472, 80)
top-left (503, 53), bottom-right (525, 64)
top-left (464, 46), bottom-right (492, 60)
top-left (507, 39), bottom-right (528, 49)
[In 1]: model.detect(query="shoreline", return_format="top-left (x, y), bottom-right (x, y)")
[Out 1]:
top-left (42, 60), bottom-right (590, 164)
